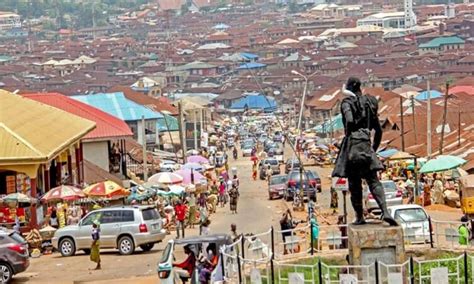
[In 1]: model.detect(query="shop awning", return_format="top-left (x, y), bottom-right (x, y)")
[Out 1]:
top-left (0, 90), bottom-right (96, 167)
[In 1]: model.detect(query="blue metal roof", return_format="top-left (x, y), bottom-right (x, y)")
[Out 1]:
top-left (237, 62), bottom-right (266, 69)
top-left (419, 36), bottom-right (465, 49)
top-left (416, 90), bottom-right (443, 101)
top-left (230, 94), bottom-right (276, 110)
top-left (240, 52), bottom-right (259, 60)
top-left (72, 92), bottom-right (163, 121)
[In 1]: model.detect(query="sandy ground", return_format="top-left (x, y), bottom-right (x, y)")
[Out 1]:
top-left (13, 145), bottom-right (463, 283)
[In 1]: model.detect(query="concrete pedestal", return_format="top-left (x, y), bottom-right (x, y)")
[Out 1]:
top-left (348, 223), bottom-right (405, 266)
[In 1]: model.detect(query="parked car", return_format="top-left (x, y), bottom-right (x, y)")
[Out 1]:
top-left (242, 144), bottom-right (254, 157)
top-left (367, 181), bottom-right (403, 213)
top-left (0, 228), bottom-right (29, 283)
top-left (259, 158), bottom-right (281, 179)
top-left (273, 131), bottom-right (283, 142)
top-left (388, 205), bottom-right (430, 244)
top-left (284, 170), bottom-right (321, 201)
top-left (53, 206), bottom-right (166, 257)
top-left (158, 234), bottom-right (231, 284)
top-left (268, 174), bottom-right (288, 200)
top-left (285, 158), bottom-right (301, 174)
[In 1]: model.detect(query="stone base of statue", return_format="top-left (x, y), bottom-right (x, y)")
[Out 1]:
top-left (348, 222), bottom-right (405, 266)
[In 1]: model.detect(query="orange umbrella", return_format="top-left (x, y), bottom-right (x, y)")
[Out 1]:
top-left (83, 181), bottom-right (129, 198)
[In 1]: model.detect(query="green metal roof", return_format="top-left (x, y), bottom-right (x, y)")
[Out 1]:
top-left (419, 36), bottom-right (465, 49)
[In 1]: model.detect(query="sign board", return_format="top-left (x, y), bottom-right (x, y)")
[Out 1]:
top-left (250, 268), bottom-right (262, 284)
top-left (288, 272), bottom-right (305, 284)
top-left (327, 231), bottom-right (342, 246)
top-left (339, 274), bottom-right (357, 284)
top-left (430, 267), bottom-right (448, 284)
top-left (332, 177), bottom-right (348, 191)
top-left (387, 273), bottom-right (403, 284)
top-left (185, 122), bottom-right (201, 150)
top-left (361, 247), bottom-right (396, 266)
top-left (445, 228), bottom-right (458, 243)
top-left (200, 132), bottom-right (208, 148)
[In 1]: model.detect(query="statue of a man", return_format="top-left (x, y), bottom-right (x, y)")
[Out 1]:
top-left (332, 77), bottom-right (397, 226)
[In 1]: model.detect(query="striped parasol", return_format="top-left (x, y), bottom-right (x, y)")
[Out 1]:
top-left (83, 181), bottom-right (129, 198)
top-left (148, 172), bottom-right (184, 185)
top-left (41, 185), bottom-right (85, 202)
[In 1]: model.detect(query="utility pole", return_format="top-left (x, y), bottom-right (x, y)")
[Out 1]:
top-left (141, 116), bottom-right (148, 181)
top-left (439, 81), bottom-right (451, 155)
top-left (410, 95), bottom-right (417, 145)
top-left (178, 102), bottom-right (186, 163)
top-left (458, 108), bottom-right (461, 147)
top-left (329, 109), bottom-right (334, 141)
top-left (427, 80), bottom-right (432, 159)
top-left (194, 109), bottom-right (198, 150)
top-left (399, 96), bottom-right (405, 151)
top-left (92, 0), bottom-right (96, 40)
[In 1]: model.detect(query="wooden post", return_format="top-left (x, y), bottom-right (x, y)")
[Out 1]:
top-left (427, 80), bottom-right (432, 159)
top-left (410, 95), bottom-right (417, 144)
top-left (178, 102), bottom-right (186, 163)
top-left (67, 150), bottom-right (72, 185)
top-left (141, 115), bottom-right (148, 181)
top-left (439, 82), bottom-right (450, 154)
top-left (458, 108), bottom-right (461, 147)
top-left (399, 96), bottom-right (405, 151)
top-left (30, 178), bottom-right (38, 228)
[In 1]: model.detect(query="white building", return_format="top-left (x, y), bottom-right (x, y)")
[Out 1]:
top-left (0, 12), bottom-right (21, 30)
top-left (357, 12), bottom-right (407, 29)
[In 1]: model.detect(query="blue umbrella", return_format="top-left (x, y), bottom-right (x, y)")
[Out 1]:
top-left (377, 149), bottom-right (398, 158)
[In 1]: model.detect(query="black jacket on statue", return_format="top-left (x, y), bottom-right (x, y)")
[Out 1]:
top-left (332, 93), bottom-right (384, 178)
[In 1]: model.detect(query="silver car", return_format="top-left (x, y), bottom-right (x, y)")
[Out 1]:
top-left (367, 180), bottom-right (403, 213)
top-left (0, 228), bottom-right (29, 283)
top-left (53, 206), bottom-right (166, 256)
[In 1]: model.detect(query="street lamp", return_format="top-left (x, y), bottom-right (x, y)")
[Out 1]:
top-left (291, 70), bottom-right (318, 209)
top-left (291, 70), bottom-right (318, 132)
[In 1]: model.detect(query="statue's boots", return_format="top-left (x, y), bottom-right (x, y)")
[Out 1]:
top-left (351, 202), bottom-right (366, 225)
top-left (371, 183), bottom-right (398, 226)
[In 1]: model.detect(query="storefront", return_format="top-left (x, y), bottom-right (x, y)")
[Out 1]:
top-left (0, 90), bottom-right (95, 228)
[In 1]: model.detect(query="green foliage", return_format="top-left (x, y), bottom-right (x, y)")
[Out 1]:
top-left (0, 0), bottom-right (152, 29)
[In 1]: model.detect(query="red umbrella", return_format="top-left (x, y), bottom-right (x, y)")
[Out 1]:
top-left (83, 181), bottom-right (129, 198)
top-left (250, 156), bottom-right (258, 162)
top-left (41, 185), bottom-right (85, 202)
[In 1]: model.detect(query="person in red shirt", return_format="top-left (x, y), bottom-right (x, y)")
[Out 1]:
top-left (173, 245), bottom-right (196, 280)
top-left (174, 200), bottom-right (187, 239)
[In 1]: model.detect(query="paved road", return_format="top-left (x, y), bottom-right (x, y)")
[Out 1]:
top-left (13, 151), bottom-right (290, 283)
top-left (13, 146), bottom-right (463, 283)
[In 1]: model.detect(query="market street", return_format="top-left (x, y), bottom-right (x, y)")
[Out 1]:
top-left (13, 147), bottom-right (462, 283)
top-left (12, 148), bottom-right (293, 283)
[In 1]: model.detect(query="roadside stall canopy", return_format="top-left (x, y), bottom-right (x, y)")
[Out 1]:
top-left (420, 155), bottom-right (467, 173)
top-left (377, 149), bottom-right (398, 159)
top-left (229, 94), bottom-right (277, 112)
top-left (389, 151), bottom-right (415, 160)
top-left (314, 114), bottom-right (344, 133)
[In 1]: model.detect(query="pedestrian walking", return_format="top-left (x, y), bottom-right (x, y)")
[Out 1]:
top-left (309, 213), bottom-right (319, 251)
top-left (218, 181), bottom-right (226, 207)
top-left (175, 200), bottom-right (187, 239)
top-left (330, 187), bottom-right (339, 214)
top-left (459, 216), bottom-right (470, 245)
top-left (90, 220), bottom-right (101, 270)
top-left (229, 185), bottom-right (239, 214)
top-left (252, 163), bottom-right (257, 181)
top-left (187, 193), bottom-right (196, 229)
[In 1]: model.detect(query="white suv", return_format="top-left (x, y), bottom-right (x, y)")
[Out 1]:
top-left (53, 205), bottom-right (166, 256)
